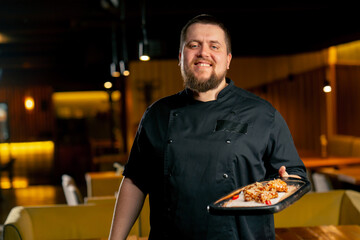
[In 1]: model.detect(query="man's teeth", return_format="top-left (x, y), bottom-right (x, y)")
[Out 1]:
top-left (197, 63), bottom-right (211, 66)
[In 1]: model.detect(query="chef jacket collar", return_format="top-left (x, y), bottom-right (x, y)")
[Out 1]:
top-left (183, 78), bottom-right (233, 103)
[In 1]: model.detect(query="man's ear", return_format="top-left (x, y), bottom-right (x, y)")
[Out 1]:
top-left (178, 52), bottom-right (182, 66)
top-left (227, 53), bottom-right (232, 70)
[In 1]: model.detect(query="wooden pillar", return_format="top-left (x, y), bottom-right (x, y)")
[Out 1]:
top-left (326, 46), bottom-right (337, 137)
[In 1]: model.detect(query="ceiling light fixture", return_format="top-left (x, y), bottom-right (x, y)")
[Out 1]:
top-left (139, 0), bottom-right (150, 61)
top-left (139, 41), bottom-right (150, 61)
top-left (120, 60), bottom-right (130, 76)
top-left (110, 24), bottom-right (121, 77)
top-left (119, 0), bottom-right (130, 76)
top-left (110, 62), bottom-right (120, 78)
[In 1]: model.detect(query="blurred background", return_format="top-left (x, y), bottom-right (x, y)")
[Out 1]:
top-left (1, 1), bottom-right (360, 195)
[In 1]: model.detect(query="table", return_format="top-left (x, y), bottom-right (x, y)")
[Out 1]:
top-left (275, 225), bottom-right (360, 240)
top-left (301, 157), bottom-right (360, 191)
top-left (316, 166), bottom-right (360, 185)
top-left (302, 157), bottom-right (360, 169)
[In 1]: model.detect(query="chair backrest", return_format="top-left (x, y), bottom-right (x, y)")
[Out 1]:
top-left (327, 135), bottom-right (355, 157)
top-left (311, 171), bottom-right (333, 192)
top-left (351, 138), bottom-right (360, 157)
top-left (3, 204), bottom-right (115, 240)
top-left (61, 174), bottom-right (83, 205)
top-left (113, 162), bottom-right (124, 175)
top-left (274, 190), bottom-right (345, 228)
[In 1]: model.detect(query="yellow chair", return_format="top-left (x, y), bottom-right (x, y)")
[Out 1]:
top-left (85, 171), bottom-right (123, 197)
top-left (274, 190), bottom-right (360, 228)
top-left (2, 195), bottom-right (150, 239)
top-left (351, 137), bottom-right (360, 157)
top-left (2, 203), bottom-right (115, 240)
top-left (62, 174), bottom-right (84, 205)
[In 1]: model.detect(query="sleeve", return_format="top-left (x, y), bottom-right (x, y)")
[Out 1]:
top-left (122, 112), bottom-right (151, 194)
top-left (264, 110), bottom-right (308, 180)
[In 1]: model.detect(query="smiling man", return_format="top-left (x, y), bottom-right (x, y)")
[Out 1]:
top-left (179, 21), bottom-right (231, 98)
top-left (109, 14), bottom-right (307, 240)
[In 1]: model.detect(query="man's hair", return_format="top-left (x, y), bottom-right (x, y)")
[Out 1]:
top-left (179, 14), bottom-right (232, 54)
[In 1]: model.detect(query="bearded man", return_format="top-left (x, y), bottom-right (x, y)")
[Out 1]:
top-left (109, 14), bottom-right (307, 240)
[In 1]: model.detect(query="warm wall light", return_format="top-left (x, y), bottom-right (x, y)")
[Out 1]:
top-left (0, 33), bottom-right (10, 44)
top-left (24, 97), bottom-right (35, 110)
top-left (323, 80), bottom-right (332, 93)
top-left (0, 141), bottom-right (54, 189)
top-left (111, 90), bottom-right (121, 101)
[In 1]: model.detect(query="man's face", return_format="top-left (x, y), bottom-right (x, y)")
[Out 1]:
top-left (179, 23), bottom-right (232, 92)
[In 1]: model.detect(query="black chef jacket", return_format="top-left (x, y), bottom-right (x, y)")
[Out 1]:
top-left (124, 78), bottom-right (308, 240)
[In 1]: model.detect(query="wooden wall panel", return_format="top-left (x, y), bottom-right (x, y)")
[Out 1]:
top-left (249, 67), bottom-right (327, 155)
top-left (228, 50), bottom-right (327, 89)
top-left (128, 60), bottom-right (183, 135)
top-left (336, 64), bottom-right (360, 136)
top-left (0, 86), bottom-right (54, 142)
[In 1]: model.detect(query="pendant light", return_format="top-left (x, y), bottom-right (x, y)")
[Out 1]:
top-left (139, 0), bottom-right (150, 61)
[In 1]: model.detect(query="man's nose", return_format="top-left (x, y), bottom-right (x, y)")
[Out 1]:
top-left (197, 45), bottom-right (210, 57)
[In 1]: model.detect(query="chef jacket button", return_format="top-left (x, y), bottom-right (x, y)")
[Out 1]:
top-left (223, 173), bottom-right (229, 179)
top-left (168, 139), bottom-right (173, 144)
top-left (226, 139), bottom-right (231, 144)
top-left (173, 112), bottom-right (179, 117)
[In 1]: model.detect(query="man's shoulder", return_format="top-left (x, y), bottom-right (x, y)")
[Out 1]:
top-left (149, 90), bottom-right (186, 109)
top-left (230, 85), bottom-right (275, 112)
top-left (143, 90), bottom-right (186, 117)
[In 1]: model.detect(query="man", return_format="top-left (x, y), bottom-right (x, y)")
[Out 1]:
top-left (109, 14), bottom-right (308, 240)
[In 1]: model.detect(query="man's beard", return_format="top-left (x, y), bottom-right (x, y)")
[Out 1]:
top-left (181, 66), bottom-right (227, 93)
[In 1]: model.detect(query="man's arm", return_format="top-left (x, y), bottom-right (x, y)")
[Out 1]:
top-left (266, 111), bottom-right (308, 180)
top-left (108, 177), bottom-right (146, 240)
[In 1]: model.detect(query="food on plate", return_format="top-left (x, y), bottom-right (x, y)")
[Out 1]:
top-left (266, 178), bottom-right (288, 192)
top-left (242, 179), bottom-right (288, 205)
top-left (209, 178), bottom-right (310, 214)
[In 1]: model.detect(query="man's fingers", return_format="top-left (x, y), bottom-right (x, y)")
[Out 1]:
top-left (279, 166), bottom-right (288, 177)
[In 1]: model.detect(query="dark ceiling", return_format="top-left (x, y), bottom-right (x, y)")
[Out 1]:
top-left (1, 1), bottom-right (360, 90)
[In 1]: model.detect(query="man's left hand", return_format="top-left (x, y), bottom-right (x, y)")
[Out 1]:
top-left (279, 166), bottom-right (301, 179)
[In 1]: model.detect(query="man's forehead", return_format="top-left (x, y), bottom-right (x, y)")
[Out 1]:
top-left (185, 23), bottom-right (226, 41)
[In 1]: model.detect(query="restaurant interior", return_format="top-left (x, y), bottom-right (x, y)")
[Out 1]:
top-left (1, 1), bottom-right (360, 239)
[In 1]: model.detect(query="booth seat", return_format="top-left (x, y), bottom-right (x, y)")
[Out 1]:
top-left (327, 134), bottom-right (360, 157)
top-left (312, 135), bottom-right (360, 191)
top-left (274, 190), bottom-right (360, 228)
top-left (2, 203), bottom-right (115, 240)
top-left (85, 171), bottom-right (123, 197)
top-left (84, 195), bottom-right (151, 238)
top-left (2, 195), bottom-right (150, 240)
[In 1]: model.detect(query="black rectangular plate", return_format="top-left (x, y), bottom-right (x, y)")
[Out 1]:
top-left (207, 178), bottom-right (311, 215)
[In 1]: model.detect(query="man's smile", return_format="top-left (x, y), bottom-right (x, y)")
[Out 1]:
top-left (194, 60), bottom-right (213, 67)
top-left (195, 62), bottom-right (211, 66)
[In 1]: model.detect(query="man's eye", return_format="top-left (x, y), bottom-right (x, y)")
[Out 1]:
top-left (211, 45), bottom-right (219, 50)
top-left (189, 43), bottom-right (199, 48)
